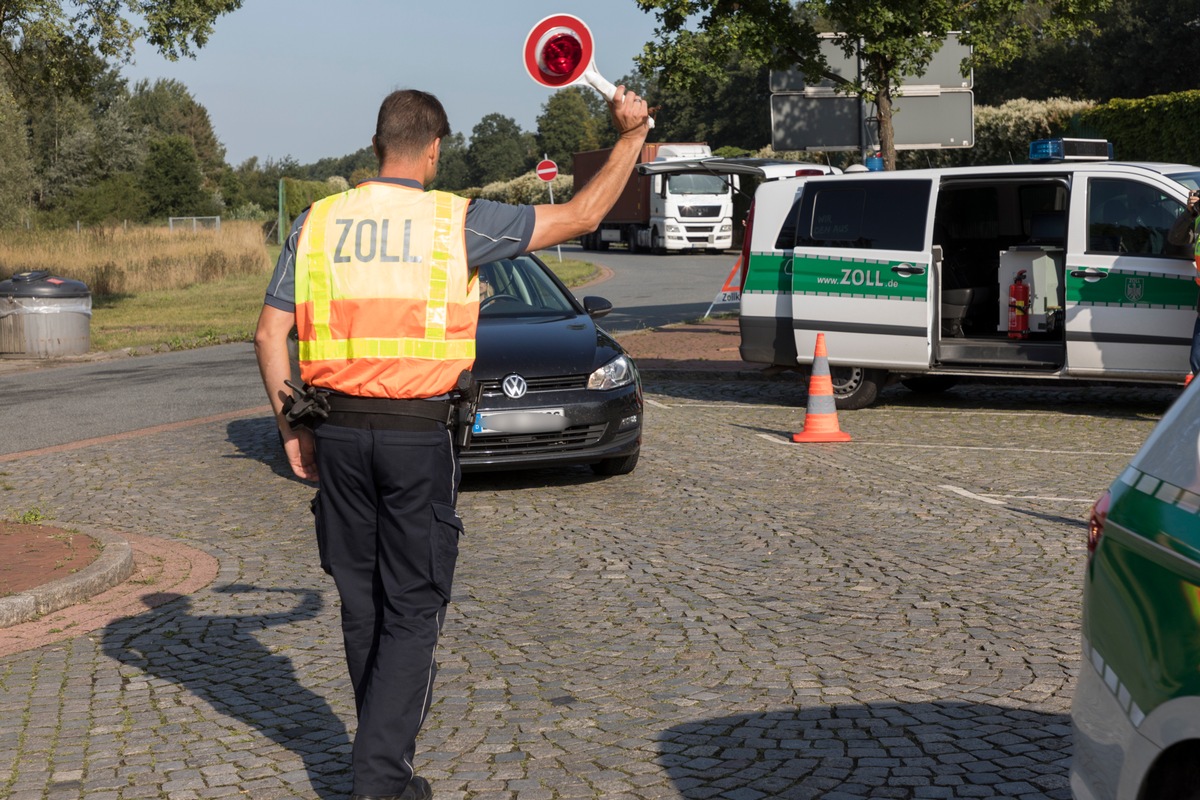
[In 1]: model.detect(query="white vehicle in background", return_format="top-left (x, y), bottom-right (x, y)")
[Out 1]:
top-left (575, 143), bottom-right (740, 253)
top-left (651, 139), bottom-right (1200, 409)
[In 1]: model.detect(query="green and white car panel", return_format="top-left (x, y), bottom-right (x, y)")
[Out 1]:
top-left (1064, 170), bottom-right (1199, 377)
top-left (1072, 383), bottom-right (1200, 800)
top-left (771, 159), bottom-right (1200, 405)
top-left (639, 150), bottom-right (1200, 408)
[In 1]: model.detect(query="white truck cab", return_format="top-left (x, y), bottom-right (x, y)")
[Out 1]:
top-left (700, 141), bottom-right (1200, 408)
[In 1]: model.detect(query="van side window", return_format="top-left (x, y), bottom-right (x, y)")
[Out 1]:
top-left (1087, 178), bottom-right (1189, 257)
top-left (798, 180), bottom-right (930, 251)
top-left (774, 191), bottom-right (805, 250)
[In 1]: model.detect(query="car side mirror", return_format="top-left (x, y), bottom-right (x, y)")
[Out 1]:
top-left (582, 296), bottom-right (613, 319)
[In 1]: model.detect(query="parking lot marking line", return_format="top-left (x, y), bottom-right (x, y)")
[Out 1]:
top-left (854, 441), bottom-right (1137, 457)
top-left (940, 485), bottom-right (1007, 505)
top-left (644, 398), bottom-right (674, 409)
top-left (984, 494), bottom-right (1097, 503)
top-left (754, 433), bottom-right (1135, 458)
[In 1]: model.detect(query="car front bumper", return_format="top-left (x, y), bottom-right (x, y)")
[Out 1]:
top-left (459, 385), bottom-right (642, 472)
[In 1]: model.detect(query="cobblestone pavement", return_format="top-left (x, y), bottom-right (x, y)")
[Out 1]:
top-left (0, 374), bottom-right (1181, 800)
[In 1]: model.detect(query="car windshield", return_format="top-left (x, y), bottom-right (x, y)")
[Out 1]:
top-left (477, 256), bottom-right (577, 318)
top-left (667, 173), bottom-right (729, 196)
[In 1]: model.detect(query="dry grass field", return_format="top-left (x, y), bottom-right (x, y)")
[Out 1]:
top-left (0, 222), bottom-right (594, 353)
top-left (0, 221), bottom-right (271, 295)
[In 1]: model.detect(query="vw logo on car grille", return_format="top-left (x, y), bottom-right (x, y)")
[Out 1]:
top-left (502, 374), bottom-right (528, 399)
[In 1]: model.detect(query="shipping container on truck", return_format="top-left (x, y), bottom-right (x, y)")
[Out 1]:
top-left (572, 142), bottom-right (737, 254)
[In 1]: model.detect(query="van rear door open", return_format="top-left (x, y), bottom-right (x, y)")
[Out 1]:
top-left (791, 177), bottom-right (933, 371)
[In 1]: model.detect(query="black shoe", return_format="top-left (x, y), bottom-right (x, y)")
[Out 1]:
top-left (351, 775), bottom-right (432, 800)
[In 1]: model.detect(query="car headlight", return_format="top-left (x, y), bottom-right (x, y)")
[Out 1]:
top-left (588, 355), bottom-right (635, 390)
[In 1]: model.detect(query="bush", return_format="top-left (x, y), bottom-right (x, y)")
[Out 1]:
top-left (477, 172), bottom-right (574, 205)
top-left (1077, 91), bottom-right (1200, 164)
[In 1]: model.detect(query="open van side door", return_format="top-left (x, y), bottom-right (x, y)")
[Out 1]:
top-left (1065, 171), bottom-right (1196, 379)
top-left (789, 176), bottom-right (934, 371)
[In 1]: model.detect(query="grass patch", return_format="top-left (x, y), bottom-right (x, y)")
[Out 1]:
top-left (534, 252), bottom-right (595, 287)
top-left (90, 269), bottom-right (273, 351)
top-left (85, 245), bottom-right (596, 353)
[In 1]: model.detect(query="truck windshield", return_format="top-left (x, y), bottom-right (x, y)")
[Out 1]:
top-left (667, 174), bottom-right (729, 195)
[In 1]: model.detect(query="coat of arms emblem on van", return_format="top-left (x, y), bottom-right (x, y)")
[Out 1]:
top-left (1125, 277), bottom-right (1144, 303)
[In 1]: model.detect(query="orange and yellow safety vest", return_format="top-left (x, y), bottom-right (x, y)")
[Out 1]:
top-left (1193, 214), bottom-right (1200, 285)
top-left (295, 182), bottom-right (477, 399)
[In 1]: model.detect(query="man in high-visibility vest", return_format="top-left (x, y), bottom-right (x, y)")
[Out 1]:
top-left (1168, 190), bottom-right (1200, 383)
top-left (254, 88), bottom-right (651, 800)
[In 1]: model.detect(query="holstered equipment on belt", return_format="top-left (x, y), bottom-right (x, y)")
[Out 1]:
top-left (282, 380), bottom-right (331, 429)
top-left (285, 375), bottom-right (476, 438)
top-left (451, 370), bottom-right (481, 448)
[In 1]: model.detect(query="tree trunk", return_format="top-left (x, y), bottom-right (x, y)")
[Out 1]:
top-left (875, 86), bottom-right (896, 171)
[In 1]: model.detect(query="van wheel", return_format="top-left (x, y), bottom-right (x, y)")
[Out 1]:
top-left (592, 451), bottom-right (639, 476)
top-left (830, 367), bottom-right (886, 410)
top-left (901, 376), bottom-right (959, 394)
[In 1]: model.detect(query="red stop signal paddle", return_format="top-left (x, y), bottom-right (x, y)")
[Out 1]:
top-left (522, 14), bottom-right (655, 128)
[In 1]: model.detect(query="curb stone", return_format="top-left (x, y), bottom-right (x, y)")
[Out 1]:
top-left (0, 525), bottom-right (134, 627)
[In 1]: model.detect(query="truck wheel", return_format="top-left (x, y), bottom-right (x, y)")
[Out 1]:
top-left (901, 376), bottom-right (959, 394)
top-left (628, 228), bottom-right (640, 254)
top-left (596, 237), bottom-right (609, 251)
top-left (650, 229), bottom-right (663, 254)
top-left (830, 367), bottom-right (886, 410)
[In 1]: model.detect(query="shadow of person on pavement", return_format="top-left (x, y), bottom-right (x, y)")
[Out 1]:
top-left (101, 585), bottom-right (350, 799)
top-left (224, 416), bottom-right (314, 483)
top-left (656, 701), bottom-right (1073, 799)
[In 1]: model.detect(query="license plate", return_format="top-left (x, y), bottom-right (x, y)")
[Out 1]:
top-left (472, 408), bottom-right (566, 435)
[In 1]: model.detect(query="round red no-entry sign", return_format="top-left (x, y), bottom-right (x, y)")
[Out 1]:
top-left (536, 159), bottom-right (558, 182)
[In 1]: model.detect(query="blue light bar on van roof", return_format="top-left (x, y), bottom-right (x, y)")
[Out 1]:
top-left (1029, 138), bottom-right (1114, 162)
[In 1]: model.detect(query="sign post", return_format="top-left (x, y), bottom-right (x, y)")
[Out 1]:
top-left (536, 156), bottom-right (562, 261)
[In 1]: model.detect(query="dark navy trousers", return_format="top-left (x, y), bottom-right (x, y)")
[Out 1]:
top-left (313, 421), bottom-right (462, 797)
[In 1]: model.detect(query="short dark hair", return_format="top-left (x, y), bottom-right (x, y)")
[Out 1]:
top-left (374, 89), bottom-right (451, 163)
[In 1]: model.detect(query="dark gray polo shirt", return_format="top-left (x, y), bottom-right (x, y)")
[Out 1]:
top-left (264, 177), bottom-right (536, 312)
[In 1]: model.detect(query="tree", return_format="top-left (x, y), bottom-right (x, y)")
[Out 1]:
top-left (640, 57), bottom-right (771, 150)
top-left (129, 78), bottom-right (225, 179)
top-left (431, 132), bottom-right (470, 192)
top-left (0, 75), bottom-right (33, 227)
top-left (976, 0), bottom-right (1199, 104)
top-left (140, 134), bottom-right (209, 218)
top-left (536, 87), bottom-right (605, 168)
top-left (0, 0), bottom-right (243, 98)
top-left (635, 0), bottom-right (1109, 170)
top-left (467, 114), bottom-right (532, 186)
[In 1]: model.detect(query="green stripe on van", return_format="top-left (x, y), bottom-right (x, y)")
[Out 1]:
top-left (742, 251), bottom-right (792, 294)
top-left (791, 253), bottom-right (928, 301)
top-left (1067, 268), bottom-right (1198, 309)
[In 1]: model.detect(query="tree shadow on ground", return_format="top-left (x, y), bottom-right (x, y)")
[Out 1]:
top-left (101, 585), bottom-right (350, 799)
top-left (657, 701), bottom-right (1073, 800)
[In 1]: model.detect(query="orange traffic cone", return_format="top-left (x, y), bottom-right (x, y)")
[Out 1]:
top-left (792, 333), bottom-right (852, 443)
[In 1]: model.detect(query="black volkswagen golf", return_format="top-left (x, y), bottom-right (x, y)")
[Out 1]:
top-left (460, 253), bottom-right (642, 476)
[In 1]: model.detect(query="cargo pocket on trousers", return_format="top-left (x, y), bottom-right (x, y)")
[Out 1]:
top-left (311, 491), bottom-right (332, 576)
top-left (430, 501), bottom-right (463, 602)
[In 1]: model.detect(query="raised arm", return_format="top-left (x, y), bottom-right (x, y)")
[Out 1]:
top-left (527, 86), bottom-right (651, 253)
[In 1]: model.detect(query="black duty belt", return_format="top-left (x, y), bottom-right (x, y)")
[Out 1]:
top-left (320, 394), bottom-right (454, 432)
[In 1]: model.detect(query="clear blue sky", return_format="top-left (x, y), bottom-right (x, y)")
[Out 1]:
top-left (122, 1), bottom-right (661, 167)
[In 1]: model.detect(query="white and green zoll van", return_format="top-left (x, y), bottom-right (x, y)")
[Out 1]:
top-left (681, 141), bottom-right (1200, 408)
top-left (1072, 380), bottom-right (1200, 799)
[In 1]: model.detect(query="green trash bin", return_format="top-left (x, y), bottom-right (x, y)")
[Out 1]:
top-left (0, 271), bottom-right (92, 358)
